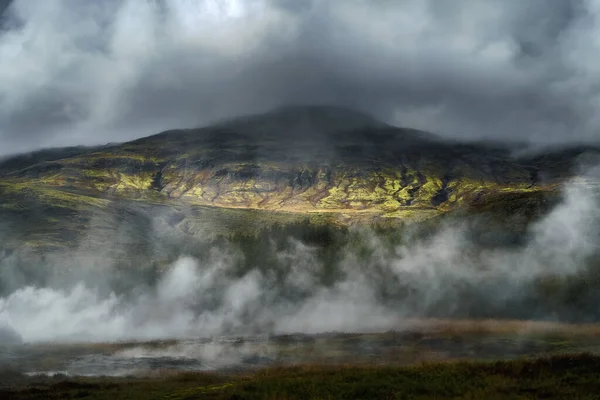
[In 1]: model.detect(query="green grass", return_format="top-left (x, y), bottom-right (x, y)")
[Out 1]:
top-left (3, 353), bottom-right (600, 399)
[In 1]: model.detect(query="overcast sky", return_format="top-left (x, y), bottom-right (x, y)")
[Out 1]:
top-left (1, 0), bottom-right (599, 155)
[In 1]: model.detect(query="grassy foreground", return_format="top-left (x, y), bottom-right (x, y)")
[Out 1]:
top-left (2, 353), bottom-right (600, 399)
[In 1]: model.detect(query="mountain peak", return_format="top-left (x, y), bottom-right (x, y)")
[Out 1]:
top-left (215, 105), bottom-right (389, 136)
top-left (266, 105), bottom-right (384, 123)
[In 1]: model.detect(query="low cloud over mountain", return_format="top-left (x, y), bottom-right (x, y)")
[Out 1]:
top-left (1, 1), bottom-right (600, 155)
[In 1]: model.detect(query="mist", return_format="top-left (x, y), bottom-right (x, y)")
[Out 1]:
top-left (1, 168), bottom-right (599, 344)
top-left (3, 1), bottom-right (600, 155)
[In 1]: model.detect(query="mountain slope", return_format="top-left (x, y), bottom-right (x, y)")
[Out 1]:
top-left (0, 106), bottom-right (598, 254)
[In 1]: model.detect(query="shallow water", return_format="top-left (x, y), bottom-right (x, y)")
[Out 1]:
top-left (4, 325), bottom-right (600, 377)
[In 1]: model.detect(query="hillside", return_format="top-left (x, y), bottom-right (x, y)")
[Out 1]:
top-left (0, 105), bottom-right (598, 255)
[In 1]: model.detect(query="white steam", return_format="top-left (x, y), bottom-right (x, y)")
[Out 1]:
top-left (0, 176), bottom-right (599, 343)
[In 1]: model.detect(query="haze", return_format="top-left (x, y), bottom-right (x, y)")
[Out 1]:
top-left (1, 0), bottom-right (599, 156)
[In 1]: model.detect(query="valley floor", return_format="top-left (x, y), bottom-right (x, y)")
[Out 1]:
top-left (3, 319), bottom-right (600, 399)
top-left (2, 353), bottom-right (600, 399)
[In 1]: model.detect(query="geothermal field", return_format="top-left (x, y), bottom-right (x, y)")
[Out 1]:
top-left (3, 0), bottom-right (600, 398)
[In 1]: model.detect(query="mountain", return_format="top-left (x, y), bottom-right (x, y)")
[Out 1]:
top-left (0, 105), bottom-right (599, 256)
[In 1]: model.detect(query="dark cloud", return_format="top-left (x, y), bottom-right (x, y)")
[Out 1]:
top-left (1, 0), bottom-right (600, 155)
top-left (0, 0), bottom-right (14, 29)
top-left (0, 0), bottom-right (11, 13)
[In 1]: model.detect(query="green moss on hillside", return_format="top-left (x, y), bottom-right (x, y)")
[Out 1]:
top-left (0, 106), bottom-right (595, 255)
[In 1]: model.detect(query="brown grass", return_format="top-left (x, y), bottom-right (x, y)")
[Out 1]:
top-left (4, 354), bottom-right (600, 399)
top-left (399, 318), bottom-right (600, 337)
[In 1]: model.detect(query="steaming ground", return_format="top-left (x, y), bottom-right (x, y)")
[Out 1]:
top-left (1, 173), bottom-right (600, 345)
top-left (0, 253), bottom-right (400, 343)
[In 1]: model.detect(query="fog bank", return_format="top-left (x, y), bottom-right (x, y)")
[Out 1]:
top-left (1, 172), bottom-right (599, 343)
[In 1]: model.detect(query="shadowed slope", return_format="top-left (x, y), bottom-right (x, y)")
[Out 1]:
top-left (0, 106), bottom-right (598, 254)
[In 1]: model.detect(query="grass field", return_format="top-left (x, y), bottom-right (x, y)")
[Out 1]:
top-left (2, 353), bottom-right (600, 399)
top-left (3, 319), bottom-right (600, 399)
